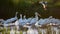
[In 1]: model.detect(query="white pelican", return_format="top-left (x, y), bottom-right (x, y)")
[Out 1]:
top-left (10, 28), bottom-right (15, 34)
top-left (3, 12), bottom-right (18, 33)
top-left (23, 22), bottom-right (38, 34)
top-left (39, 1), bottom-right (47, 10)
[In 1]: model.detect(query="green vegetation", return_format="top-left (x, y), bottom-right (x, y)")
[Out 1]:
top-left (0, 0), bottom-right (60, 19)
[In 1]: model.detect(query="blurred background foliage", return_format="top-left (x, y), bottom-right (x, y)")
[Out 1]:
top-left (0, 0), bottom-right (60, 19)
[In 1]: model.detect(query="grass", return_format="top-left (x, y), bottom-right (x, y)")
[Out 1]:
top-left (0, 26), bottom-right (60, 34)
top-left (0, 27), bottom-right (23, 34)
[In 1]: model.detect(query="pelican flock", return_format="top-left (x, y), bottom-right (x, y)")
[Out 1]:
top-left (0, 12), bottom-right (60, 34)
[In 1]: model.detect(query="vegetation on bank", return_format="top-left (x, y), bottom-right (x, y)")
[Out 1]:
top-left (0, 0), bottom-right (60, 19)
